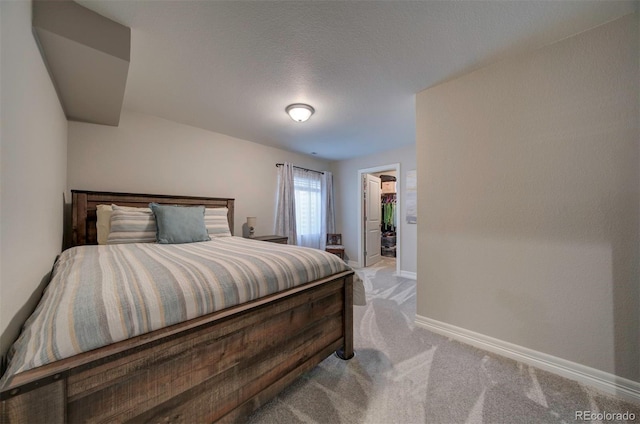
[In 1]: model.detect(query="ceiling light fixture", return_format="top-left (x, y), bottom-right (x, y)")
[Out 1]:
top-left (286, 103), bottom-right (315, 123)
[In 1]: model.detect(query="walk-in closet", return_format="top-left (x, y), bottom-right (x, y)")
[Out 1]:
top-left (379, 174), bottom-right (397, 258)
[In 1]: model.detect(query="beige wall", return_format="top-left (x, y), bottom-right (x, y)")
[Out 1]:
top-left (331, 144), bottom-right (417, 274)
top-left (416, 13), bottom-right (639, 381)
top-left (0, 1), bottom-right (68, 358)
top-left (67, 110), bottom-right (330, 237)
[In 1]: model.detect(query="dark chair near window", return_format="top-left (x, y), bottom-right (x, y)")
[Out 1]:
top-left (325, 233), bottom-right (345, 260)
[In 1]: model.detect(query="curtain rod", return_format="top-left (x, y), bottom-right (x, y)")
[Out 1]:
top-left (275, 163), bottom-right (324, 175)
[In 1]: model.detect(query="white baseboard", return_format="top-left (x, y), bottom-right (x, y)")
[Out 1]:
top-left (347, 260), bottom-right (360, 268)
top-left (414, 315), bottom-right (640, 405)
top-left (397, 270), bottom-right (417, 280)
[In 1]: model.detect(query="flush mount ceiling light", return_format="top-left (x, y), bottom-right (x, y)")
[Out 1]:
top-left (286, 103), bottom-right (315, 123)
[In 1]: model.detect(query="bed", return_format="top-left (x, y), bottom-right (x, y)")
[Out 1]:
top-left (0, 190), bottom-right (355, 423)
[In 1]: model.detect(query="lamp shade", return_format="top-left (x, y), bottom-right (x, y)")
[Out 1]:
top-left (247, 217), bottom-right (257, 228)
top-left (286, 104), bottom-right (314, 122)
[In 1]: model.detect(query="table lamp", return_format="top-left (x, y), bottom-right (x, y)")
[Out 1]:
top-left (247, 217), bottom-right (256, 238)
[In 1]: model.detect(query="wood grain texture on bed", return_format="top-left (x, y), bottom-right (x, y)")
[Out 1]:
top-left (1, 190), bottom-right (354, 423)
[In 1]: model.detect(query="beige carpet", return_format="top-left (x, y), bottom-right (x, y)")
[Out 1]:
top-left (248, 258), bottom-right (640, 423)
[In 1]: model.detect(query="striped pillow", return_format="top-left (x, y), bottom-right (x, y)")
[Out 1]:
top-left (107, 205), bottom-right (157, 244)
top-left (97, 204), bottom-right (156, 245)
top-left (205, 208), bottom-right (232, 237)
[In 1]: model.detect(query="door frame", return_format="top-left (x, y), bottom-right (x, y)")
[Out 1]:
top-left (357, 163), bottom-right (401, 275)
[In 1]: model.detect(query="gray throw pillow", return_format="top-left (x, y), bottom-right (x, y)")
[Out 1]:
top-left (149, 203), bottom-right (211, 244)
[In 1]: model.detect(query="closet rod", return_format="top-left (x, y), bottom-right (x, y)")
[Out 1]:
top-left (275, 163), bottom-right (324, 175)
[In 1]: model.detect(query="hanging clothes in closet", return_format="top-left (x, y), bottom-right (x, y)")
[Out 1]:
top-left (381, 193), bottom-right (397, 257)
top-left (381, 193), bottom-right (396, 232)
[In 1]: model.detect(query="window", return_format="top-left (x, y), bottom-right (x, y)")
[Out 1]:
top-left (275, 163), bottom-right (334, 249)
top-left (293, 168), bottom-right (322, 248)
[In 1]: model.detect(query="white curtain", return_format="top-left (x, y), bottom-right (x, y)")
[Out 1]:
top-left (321, 171), bottom-right (336, 250)
top-left (293, 167), bottom-right (323, 248)
top-left (275, 162), bottom-right (297, 244)
top-left (275, 164), bottom-right (337, 249)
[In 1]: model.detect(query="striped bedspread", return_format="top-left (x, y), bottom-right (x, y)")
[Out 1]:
top-left (5, 237), bottom-right (352, 376)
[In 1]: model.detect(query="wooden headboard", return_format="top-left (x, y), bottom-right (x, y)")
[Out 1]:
top-left (71, 190), bottom-right (235, 246)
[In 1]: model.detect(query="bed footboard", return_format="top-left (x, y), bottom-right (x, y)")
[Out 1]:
top-left (1, 272), bottom-right (354, 423)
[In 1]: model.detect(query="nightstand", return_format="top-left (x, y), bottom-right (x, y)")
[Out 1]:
top-left (252, 235), bottom-right (288, 244)
top-left (325, 233), bottom-right (345, 259)
top-left (325, 247), bottom-right (345, 259)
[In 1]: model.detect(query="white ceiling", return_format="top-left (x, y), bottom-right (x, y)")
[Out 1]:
top-left (77, 1), bottom-right (636, 161)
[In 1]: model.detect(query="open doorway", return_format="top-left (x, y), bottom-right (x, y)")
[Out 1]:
top-left (357, 163), bottom-right (401, 276)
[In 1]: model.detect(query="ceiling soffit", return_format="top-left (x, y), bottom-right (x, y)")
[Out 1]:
top-left (32, 0), bottom-right (130, 126)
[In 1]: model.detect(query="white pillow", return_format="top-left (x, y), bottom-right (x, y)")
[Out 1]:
top-left (96, 204), bottom-right (112, 245)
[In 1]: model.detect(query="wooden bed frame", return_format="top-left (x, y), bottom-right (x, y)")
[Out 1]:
top-left (0, 190), bottom-right (354, 423)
